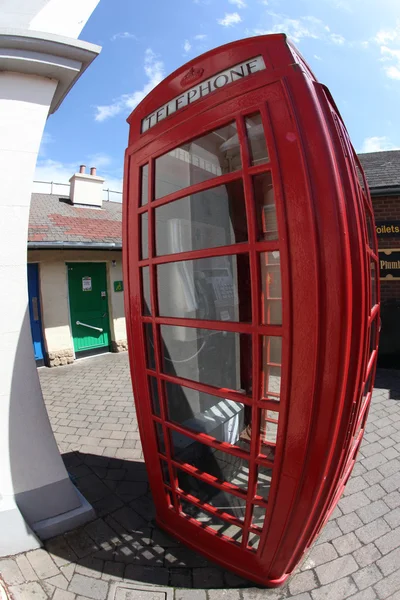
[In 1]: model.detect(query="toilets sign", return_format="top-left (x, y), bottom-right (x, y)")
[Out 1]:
top-left (141, 56), bottom-right (266, 132)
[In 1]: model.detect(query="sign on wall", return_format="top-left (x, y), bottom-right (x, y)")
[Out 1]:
top-left (114, 280), bottom-right (124, 292)
top-left (379, 249), bottom-right (400, 279)
top-left (376, 221), bottom-right (400, 237)
top-left (82, 276), bottom-right (92, 291)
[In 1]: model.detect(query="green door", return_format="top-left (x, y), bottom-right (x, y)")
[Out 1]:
top-left (67, 263), bottom-right (111, 354)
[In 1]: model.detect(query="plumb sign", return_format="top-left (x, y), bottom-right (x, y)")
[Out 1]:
top-left (141, 56), bottom-right (266, 132)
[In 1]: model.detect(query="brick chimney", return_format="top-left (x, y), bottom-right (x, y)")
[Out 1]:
top-left (69, 164), bottom-right (105, 208)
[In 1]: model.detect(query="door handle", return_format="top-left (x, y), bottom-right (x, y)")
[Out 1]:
top-left (76, 321), bottom-right (103, 332)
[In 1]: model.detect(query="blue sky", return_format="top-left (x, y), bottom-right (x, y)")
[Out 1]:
top-left (36, 0), bottom-right (400, 194)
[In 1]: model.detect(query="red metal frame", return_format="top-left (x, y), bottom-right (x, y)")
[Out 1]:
top-left (123, 34), bottom-right (380, 587)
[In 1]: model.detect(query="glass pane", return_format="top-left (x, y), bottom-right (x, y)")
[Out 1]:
top-left (160, 325), bottom-right (252, 393)
top-left (256, 464), bottom-right (273, 500)
top-left (161, 460), bottom-right (171, 485)
top-left (158, 254), bottom-right (251, 322)
top-left (180, 499), bottom-right (243, 542)
top-left (144, 323), bottom-right (155, 370)
top-left (140, 164), bottom-right (149, 206)
top-left (245, 113), bottom-right (269, 166)
top-left (369, 318), bottom-right (377, 356)
top-left (254, 172), bottom-right (278, 241)
top-left (177, 471), bottom-right (246, 521)
top-left (248, 533), bottom-right (260, 551)
top-left (371, 260), bottom-right (377, 309)
top-left (142, 267), bottom-right (151, 315)
top-left (149, 376), bottom-right (160, 416)
top-left (155, 422), bottom-right (166, 454)
top-left (366, 211), bottom-right (375, 250)
top-left (260, 251), bottom-right (282, 325)
top-left (171, 431), bottom-right (249, 491)
top-left (141, 213), bottom-right (148, 260)
top-left (252, 505), bottom-right (267, 529)
top-left (262, 337), bottom-right (282, 401)
top-left (261, 409), bottom-right (279, 445)
top-left (155, 181), bottom-right (247, 256)
top-left (155, 122), bottom-right (241, 199)
top-left (165, 381), bottom-right (247, 446)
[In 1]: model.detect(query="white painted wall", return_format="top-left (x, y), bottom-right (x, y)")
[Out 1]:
top-left (0, 0), bottom-right (101, 555)
top-left (0, 0), bottom-right (100, 39)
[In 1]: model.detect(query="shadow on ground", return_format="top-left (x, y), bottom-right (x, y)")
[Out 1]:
top-left (375, 368), bottom-right (400, 401)
top-left (45, 451), bottom-right (255, 590)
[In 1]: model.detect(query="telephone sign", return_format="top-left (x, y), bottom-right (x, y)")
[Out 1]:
top-left (123, 34), bottom-right (380, 587)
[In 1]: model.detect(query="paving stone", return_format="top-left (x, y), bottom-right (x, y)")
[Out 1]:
top-left (314, 521), bottom-right (342, 544)
top-left (44, 573), bottom-right (69, 590)
top-left (8, 582), bottom-right (48, 600)
top-left (26, 549), bottom-right (59, 580)
top-left (363, 469), bottom-right (384, 486)
top-left (285, 595), bottom-right (312, 600)
top-left (288, 570), bottom-right (317, 595)
top-left (377, 547), bottom-right (400, 576)
top-left (168, 567), bottom-right (192, 588)
top-left (239, 590), bottom-right (284, 600)
top-left (337, 512), bottom-right (364, 534)
top-left (353, 543), bottom-right (382, 568)
top-left (65, 529), bottom-right (98, 559)
top-left (315, 555), bottom-right (358, 585)
top-left (385, 491), bottom-right (400, 510)
top-left (53, 590), bottom-right (76, 600)
top-left (60, 564), bottom-right (76, 582)
top-left (68, 573), bottom-right (109, 599)
top-left (0, 559), bottom-right (25, 585)
top-left (381, 472), bottom-right (400, 494)
top-left (375, 527), bottom-right (400, 555)
top-left (364, 484), bottom-right (387, 502)
top-left (175, 591), bottom-right (206, 600)
top-left (384, 508), bottom-right (400, 529)
top-left (164, 547), bottom-right (208, 568)
top-left (344, 476), bottom-right (369, 496)
top-left (75, 557), bottom-right (104, 579)
top-left (208, 590), bottom-right (241, 600)
top-left (348, 588), bottom-right (379, 600)
top-left (223, 570), bottom-right (252, 587)
top-left (374, 568), bottom-right (400, 599)
top-left (192, 567), bottom-right (225, 588)
top-left (101, 562), bottom-right (125, 581)
top-left (338, 491), bottom-right (371, 515)
top-left (301, 542), bottom-right (338, 570)
top-left (353, 564), bottom-right (383, 590)
top-left (123, 565), bottom-right (169, 586)
top-left (311, 576), bottom-right (357, 600)
top-left (332, 532), bottom-right (362, 555)
top-left (15, 555), bottom-right (37, 582)
top-left (357, 500), bottom-right (390, 524)
top-left (355, 518), bottom-right (391, 545)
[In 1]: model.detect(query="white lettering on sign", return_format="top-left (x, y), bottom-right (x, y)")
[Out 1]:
top-left (141, 55), bottom-right (266, 133)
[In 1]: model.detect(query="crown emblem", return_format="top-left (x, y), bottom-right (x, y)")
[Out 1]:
top-left (180, 67), bottom-right (204, 86)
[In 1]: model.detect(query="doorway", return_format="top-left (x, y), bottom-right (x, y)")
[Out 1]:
top-left (67, 262), bottom-right (111, 357)
top-left (27, 263), bottom-right (45, 366)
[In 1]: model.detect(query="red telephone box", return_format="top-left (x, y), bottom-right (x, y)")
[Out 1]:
top-left (123, 34), bottom-right (380, 587)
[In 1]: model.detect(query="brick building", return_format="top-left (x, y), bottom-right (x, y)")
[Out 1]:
top-left (359, 150), bottom-right (400, 365)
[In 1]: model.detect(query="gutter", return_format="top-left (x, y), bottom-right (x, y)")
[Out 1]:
top-left (28, 241), bottom-right (122, 250)
top-left (370, 186), bottom-right (400, 198)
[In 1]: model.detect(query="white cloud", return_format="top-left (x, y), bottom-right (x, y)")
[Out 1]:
top-left (34, 159), bottom-right (123, 193)
top-left (87, 153), bottom-right (113, 168)
top-left (110, 31), bottom-right (137, 41)
top-left (229, 0), bottom-right (247, 8)
top-left (375, 23), bottom-right (400, 45)
top-left (194, 34), bottom-right (207, 40)
top-left (361, 136), bottom-right (400, 153)
top-left (250, 13), bottom-right (346, 45)
top-left (94, 48), bottom-right (164, 122)
top-left (217, 12), bottom-right (242, 27)
top-left (314, 54), bottom-right (322, 60)
top-left (379, 45), bottom-right (400, 80)
top-left (183, 39), bottom-right (192, 53)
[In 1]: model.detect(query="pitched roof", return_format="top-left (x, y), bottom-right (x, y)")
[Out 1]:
top-left (28, 194), bottom-right (122, 244)
top-left (358, 150), bottom-right (400, 191)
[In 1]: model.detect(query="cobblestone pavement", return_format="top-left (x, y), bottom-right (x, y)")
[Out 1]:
top-left (1, 354), bottom-right (400, 600)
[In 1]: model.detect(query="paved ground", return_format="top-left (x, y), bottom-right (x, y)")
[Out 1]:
top-left (1, 353), bottom-right (400, 600)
